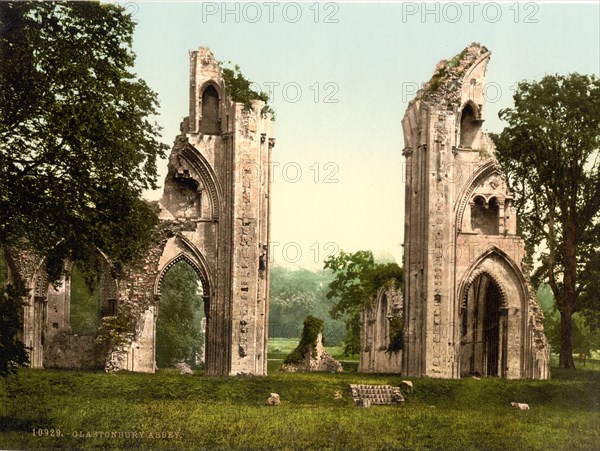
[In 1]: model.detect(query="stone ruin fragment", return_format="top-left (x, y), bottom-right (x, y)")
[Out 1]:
top-left (280, 316), bottom-right (343, 373)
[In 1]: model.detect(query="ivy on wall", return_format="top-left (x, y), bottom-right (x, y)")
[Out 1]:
top-left (220, 62), bottom-right (275, 119)
top-left (283, 315), bottom-right (324, 364)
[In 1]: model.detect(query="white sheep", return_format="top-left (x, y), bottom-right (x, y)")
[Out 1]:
top-left (511, 402), bottom-right (530, 410)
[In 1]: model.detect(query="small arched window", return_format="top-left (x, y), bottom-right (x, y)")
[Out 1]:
top-left (460, 103), bottom-right (480, 148)
top-left (470, 196), bottom-right (500, 235)
top-left (200, 85), bottom-right (221, 135)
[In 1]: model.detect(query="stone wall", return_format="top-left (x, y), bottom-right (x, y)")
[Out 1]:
top-left (114, 47), bottom-right (273, 376)
top-left (401, 43), bottom-right (549, 379)
top-left (9, 47), bottom-right (273, 377)
top-left (5, 245), bottom-right (119, 370)
top-left (360, 284), bottom-right (403, 373)
top-left (44, 332), bottom-right (105, 370)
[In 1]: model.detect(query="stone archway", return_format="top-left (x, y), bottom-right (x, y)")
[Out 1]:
top-left (154, 256), bottom-right (208, 370)
top-left (118, 234), bottom-right (218, 374)
top-left (155, 252), bottom-right (211, 305)
top-left (460, 273), bottom-right (507, 377)
top-left (359, 284), bottom-right (403, 373)
top-left (456, 249), bottom-right (530, 379)
top-left (112, 47), bottom-right (273, 377)
top-left (22, 251), bottom-right (118, 370)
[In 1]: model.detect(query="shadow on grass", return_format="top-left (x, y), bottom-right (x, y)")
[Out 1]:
top-left (0, 416), bottom-right (53, 433)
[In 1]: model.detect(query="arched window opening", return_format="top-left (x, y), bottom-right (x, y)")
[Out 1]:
top-left (199, 85), bottom-right (221, 135)
top-left (156, 260), bottom-right (205, 370)
top-left (70, 264), bottom-right (100, 334)
top-left (99, 270), bottom-right (118, 317)
top-left (470, 196), bottom-right (500, 235)
top-left (460, 103), bottom-right (481, 148)
top-left (379, 293), bottom-right (388, 346)
top-left (175, 176), bottom-right (202, 219)
top-left (460, 274), bottom-right (506, 377)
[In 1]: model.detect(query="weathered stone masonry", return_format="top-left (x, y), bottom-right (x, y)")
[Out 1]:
top-left (114, 47), bottom-right (274, 376)
top-left (5, 246), bottom-right (117, 370)
top-left (401, 43), bottom-right (549, 379)
top-left (9, 47), bottom-right (273, 376)
top-left (8, 43), bottom-right (548, 380)
top-left (360, 284), bottom-right (403, 373)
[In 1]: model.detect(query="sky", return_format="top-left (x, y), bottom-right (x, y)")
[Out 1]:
top-left (121, 1), bottom-right (600, 269)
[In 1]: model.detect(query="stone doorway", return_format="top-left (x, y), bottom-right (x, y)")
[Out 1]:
top-left (460, 273), bottom-right (507, 377)
top-left (156, 260), bottom-right (206, 371)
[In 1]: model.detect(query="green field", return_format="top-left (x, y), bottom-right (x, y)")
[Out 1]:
top-left (269, 337), bottom-right (359, 371)
top-left (0, 348), bottom-right (598, 450)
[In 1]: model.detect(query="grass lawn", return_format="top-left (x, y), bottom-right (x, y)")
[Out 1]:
top-left (269, 337), bottom-right (352, 359)
top-left (0, 353), bottom-right (598, 450)
top-left (269, 337), bottom-right (359, 372)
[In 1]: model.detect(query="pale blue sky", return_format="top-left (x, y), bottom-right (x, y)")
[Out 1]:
top-left (125, 2), bottom-right (600, 268)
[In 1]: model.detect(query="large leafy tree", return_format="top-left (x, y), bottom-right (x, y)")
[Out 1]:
top-left (494, 74), bottom-right (600, 369)
top-left (0, 1), bottom-right (168, 279)
top-left (0, 284), bottom-right (29, 377)
top-left (324, 250), bottom-right (403, 355)
top-left (0, 1), bottom-right (168, 375)
top-left (538, 283), bottom-right (600, 365)
top-left (578, 250), bottom-right (600, 332)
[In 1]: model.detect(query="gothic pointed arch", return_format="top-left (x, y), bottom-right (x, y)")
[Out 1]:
top-left (198, 80), bottom-right (223, 135)
top-left (455, 160), bottom-right (505, 233)
top-left (119, 47), bottom-right (273, 376)
top-left (27, 248), bottom-right (119, 305)
top-left (402, 44), bottom-right (548, 379)
top-left (178, 142), bottom-right (223, 221)
top-left (359, 283), bottom-right (403, 373)
top-left (20, 247), bottom-right (119, 369)
top-left (154, 241), bottom-right (212, 300)
top-left (456, 246), bottom-right (530, 378)
top-left (458, 99), bottom-right (481, 118)
top-left (458, 100), bottom-right (481, 148)
top-left (457, 246), bottom-right (529, 311)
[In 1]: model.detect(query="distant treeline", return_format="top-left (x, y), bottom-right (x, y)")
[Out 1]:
top-left (268, 266), bottom-right (345, 346)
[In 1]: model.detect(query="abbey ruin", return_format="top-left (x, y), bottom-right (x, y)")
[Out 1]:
top-left (5, 44), bottom-right (550, 379)
top-left (6, 47), bottom-right (274, 376)
top-left (400, 43), bottom-right (549, 379)
top-left (360, 44), bottom-right (550, 379)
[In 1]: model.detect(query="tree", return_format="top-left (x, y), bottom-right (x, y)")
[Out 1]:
top-left (0, 249), bottom-right (28, 378)
top-left (0, 2), bottom-right (168, 282)
top-left (539, 283), bottom-right (600, 366)
top-left (0, 284), bottom-right (30, 377)
top-left (578, 249), bottom-right (600, 333)
top-left (269, 266), bottom-right (345, 345)
top-left (220, 62), bottom-right (274, 118)
top-left (324, 250), bottom-right (403, 356)
top-left (494, 74), bottom-right (600, 369)
top-left (155, 262), bottom-right (204, 368)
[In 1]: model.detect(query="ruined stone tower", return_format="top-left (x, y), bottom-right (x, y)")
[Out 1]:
top-left (401, 44), bottom-right (549, 379)
top-left (121, 47), bottom-right (274, 376)
top-left (10, 48), bottom-right (273, 376)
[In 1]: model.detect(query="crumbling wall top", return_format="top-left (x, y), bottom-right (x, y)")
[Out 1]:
top-left (190, 47), bottom-right (221, 73)
top-left (418, 42), bottom-right (490, 108)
